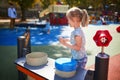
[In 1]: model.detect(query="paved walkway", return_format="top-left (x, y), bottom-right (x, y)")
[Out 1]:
top-left (0, 19), bottom-right (36, 23)
top-left (108, 54), bottom-right (120, 80)
top-left (86, 53), bottom-right (120, 80)
top-left (0, 19), bottom-right (38, 24)
top-left (0, 19), bottom-right (41, 29)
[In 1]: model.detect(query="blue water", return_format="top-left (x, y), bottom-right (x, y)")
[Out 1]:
top-left (0, 26), bottom-right (65, 46)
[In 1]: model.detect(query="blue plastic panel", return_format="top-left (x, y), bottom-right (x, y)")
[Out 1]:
top-left (55, 58), bottom-right (77, 72)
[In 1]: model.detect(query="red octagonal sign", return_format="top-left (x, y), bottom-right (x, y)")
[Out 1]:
top-left (93, 30), bottom-right (112, 47)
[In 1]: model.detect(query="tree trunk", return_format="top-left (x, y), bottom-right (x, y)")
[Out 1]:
top-left (21, 7), bottom-right (26, 21)
top-left (20, 4), bottom-right (26, 21)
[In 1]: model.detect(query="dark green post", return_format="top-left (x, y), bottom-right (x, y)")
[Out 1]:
top-left (94, 53), bottom-right (109, 80)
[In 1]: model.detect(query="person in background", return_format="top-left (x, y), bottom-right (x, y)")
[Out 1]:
top-left (59, 7), bottom-right (89, 69)
top-left (100, 15), bottom-right (106, 25)
top-left (45, 18), bottom-right (51, 34)
top-left (114, 12), bottom-right (119, 23)
top-left (8, 2), bottom-right (17, 30)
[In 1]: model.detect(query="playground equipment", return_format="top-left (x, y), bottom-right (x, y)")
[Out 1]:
top-left (26, 52), bottom-right (48, 66)
top-left (40, 5), bottom-right (69, 17)
top-left (40, 5), bottom-right (69, 25)
top-left (55, 58), bottom-right (77, 78)
top-left (15, 26), bottom-right (113, 80)
top-left (17, 27), bottom-right (31, 80)
top-left (93, 30), bottom-right (112, 80)
top-left (116, 26), bottom-right (120, 33)
top-left (17, 27), bottom-right (31, 58)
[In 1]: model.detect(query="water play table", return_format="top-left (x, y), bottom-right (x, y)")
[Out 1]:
top-left (15, 57), bottom-right (87, 80)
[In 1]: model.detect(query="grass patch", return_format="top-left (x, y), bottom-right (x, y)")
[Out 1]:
top-left (0, 45), bottom-right (71, 80)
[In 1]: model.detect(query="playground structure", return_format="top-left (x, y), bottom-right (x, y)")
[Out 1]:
top-left (93, 30), bottom-right (112, 80)
top-left (17, 27), bottom-right (31, 80)
top-left (15, 27), bottom-right (113, 80)
top-left (39, 5), bottom-right (69, 25)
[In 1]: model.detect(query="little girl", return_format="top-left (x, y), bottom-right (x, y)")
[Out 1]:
top-left (59, 7), bottom-right (89, 69)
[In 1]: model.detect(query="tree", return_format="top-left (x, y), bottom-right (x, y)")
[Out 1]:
top-left (63, 0), bottom-right (81, 8)
top-left (40, 0), bottom-right (51, 9)
top-left (39, 0), bottom-right (57, 9)
top-left (110, 0), bottom-right (120, 12)
top-left (8, 0), bottom-right (35, 21)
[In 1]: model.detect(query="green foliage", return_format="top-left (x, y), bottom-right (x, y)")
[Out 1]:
top-left (8, 0), bottom-right (35, 9)
top-left (113, 0), bottom-right (120, 11)
top-left (62, 0), bottom-right (120, 12)
top-left (40, 0), bottom-right (51, 9)
top-left (64, 0), bottom-right (81, 7)
top-left (7, 0), bottom-right (120, 21)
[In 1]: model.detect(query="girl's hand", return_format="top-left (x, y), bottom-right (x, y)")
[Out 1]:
top-left (59, 37), bottom-right (66, 45)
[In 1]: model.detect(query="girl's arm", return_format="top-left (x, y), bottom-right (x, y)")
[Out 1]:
top-left (59, 35), bottom-right (82, 51)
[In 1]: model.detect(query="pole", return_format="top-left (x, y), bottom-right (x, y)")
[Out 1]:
top-left (17, 36), bottom-right (25, 58)
top-left (94, 53), bottom-right (109, 80)
top-left (17, 36), bottom-right (26, 80)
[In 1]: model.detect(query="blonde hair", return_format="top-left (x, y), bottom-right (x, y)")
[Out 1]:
top-left (66, 7), bottom-right (89, 27)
